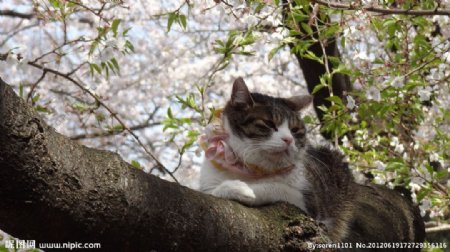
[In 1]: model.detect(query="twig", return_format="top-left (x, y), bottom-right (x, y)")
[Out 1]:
top-left (313, 13), bottom-right (339, 147)
top-left (71, 121), bottom-right (161, 140)
top-left (26, 70), bottom-right (47, 104)
top-left (30, 38), bottom-right (88, 64)
top-left (24, 61), bottom-right (179, 183)
top-left (426, 224), bottom-right (450, 233)
top-left (66, 0), bottom-right (111, 24)
top-left (312, 0), bottom-right (450, 16)
top-left (0, 23), bottom-right (40, 48)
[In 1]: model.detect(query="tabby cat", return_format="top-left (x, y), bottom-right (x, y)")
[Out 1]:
top-left (199, 77), bottom-right (425, 250)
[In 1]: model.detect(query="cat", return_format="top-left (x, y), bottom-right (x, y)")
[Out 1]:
top-left (199, 77), bottom-right (425, 248)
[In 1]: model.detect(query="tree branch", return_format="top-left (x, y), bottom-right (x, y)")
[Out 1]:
top-left (71, 121), bottom-right (161, 140)
top-left (25, 60), bottom-right (178, 182)
top-left (0, 10), bottom-right (34, 19)
top-left (312, 0), bottom-right (450, 16)
top-left (0, 78), bottom-right (331, 251)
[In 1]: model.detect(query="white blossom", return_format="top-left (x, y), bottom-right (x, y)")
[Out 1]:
top-left (366, 86), bottom-right (381, 101)
top-left (419, 199), bottom-right (430, 216)
top-left (443, 52), bottom-right (450, 64)
top-left (430, 207), bottom-right (444, 218)
top-left (341, 135), bottom-right (351, 148)
top-left (373, 174), bottom-right (386, 185)
top-left (409, 181), bottom-right (421, 193)
top-left (354, 50), bottom-right (369, 61)
top-left (261, 15), bottom-right (281, 27)
top-left (99, 47), bottom-right (116, 62)
top-left (346, 95), bottom-right (356, 109)
top-left (418, 86), bottom-right (433, 101)
top-left (374, 160), bottom-right (386, 170)
top-left (350, 112), bottom-right (358, 123)
top-left (429, 152), bottom-right (440, 162)
top-left (390, 136), bottom-right (399, 147)
top-left (411, 192), bottom-right (417, 203)
top-left (394, 143), bottom-right (404, 153)
top-left (243, 14), bottom-right (258, 26)
top-left (391, 76), bottom-right (405, 89)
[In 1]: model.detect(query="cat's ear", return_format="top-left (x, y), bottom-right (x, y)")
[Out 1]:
top-left (231, 77), bottom-right (254, 107)
top-left (285, 95), bottom-right (313, 111)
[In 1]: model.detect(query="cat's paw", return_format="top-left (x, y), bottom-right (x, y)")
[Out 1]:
top-left (212, 180), bottom-right (256, 205)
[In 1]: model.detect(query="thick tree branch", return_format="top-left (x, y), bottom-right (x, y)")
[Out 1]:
top-left (312, 0), bottom-right (450, 16)
top-left (0, 10), bottom-right (34, 19)
top-left (0, 78), bottom-right (331, 251)
top-left (0, 9), bottom-right (95, 26)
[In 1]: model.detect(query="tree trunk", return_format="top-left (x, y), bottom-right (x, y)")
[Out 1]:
top-left (282, 1), bottom-right (353, 140)
top-left (0, 78), bottom-right (332, 251)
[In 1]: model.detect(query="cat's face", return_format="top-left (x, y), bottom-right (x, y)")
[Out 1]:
top-left (223, 77), bottom-right (312, 170)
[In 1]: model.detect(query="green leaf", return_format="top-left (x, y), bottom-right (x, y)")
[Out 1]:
top-left (125, 40), bottom-right (135, 52)
top-left (326, 96), bottom-right (343, 106)
top-left (89, 63), bottom-right (102, 76)
top-left (32, 94), bottom-right (40, 103)
top-left (333, 64), bottom-right (352, 75)
top-left (167, 107), bottom-right (174, 119)
top-left (237, 32), bottom-right (255, 46)
top-left (321, 23), bottom-right (340, 39)
top-left (101, 62), bottom-right (110, 78)
top-left (340, 36), bottom-right (346, 48)
top-left (328, 56), bottom-right (341, 68)
top-left (187, 130), bottom-right (199, 138)
top-left (234, 50), bottom-right (255, 56)
top-left (107, 61), bottom-right (116, 74)
top-left (95, 112), bottom-right (105, 122)
top-left (49, 0), bottom-right (60, 8)
top-left (111, 19), bottom-right (121, 36)
top-left (302, 50), bottom-right (322, 64)
top-left (178, 14), bottom-right (187, 29)
top-left (113, 124), bottom-right (124, 131)
top-left (301, 22), bottom-right (313, 35)
top-left (19, 82), bottom-right (24, 98)
top-left (122, 27), bottom-right (132, 36)
top-left (35, 105), bottom-right (50, 113)
top-left (131, 160), bottom-right (142, 169)
top-left (167, 12), bottom-right (177, 32)
top-left (110, 58), bottom-right (120, 74)
top-left (303, 115), bottom-right (314, 124)
top-left (72, 102), bottom-right (91, 113)
top-left (312, 83), bottom-right (326, 94)
top-left (268, 45), bottom-right (284, 61)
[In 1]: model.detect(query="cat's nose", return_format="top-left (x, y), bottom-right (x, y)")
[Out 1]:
top-left (282, 136), bottom-right (293, 146)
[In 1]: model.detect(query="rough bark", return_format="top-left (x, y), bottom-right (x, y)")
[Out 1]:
top-left (0, 78), bottom-right (332, 251)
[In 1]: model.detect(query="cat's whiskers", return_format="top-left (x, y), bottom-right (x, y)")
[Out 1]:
top-left (237, 144), bottom-right (294, 170)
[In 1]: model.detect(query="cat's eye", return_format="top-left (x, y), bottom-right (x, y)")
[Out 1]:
top-left (290, 126), bottom-right (303, 135)
top-left (254, 119), bottom-right (276, 131)
top-left (254, 120), bottom-right (269, 129)
top-left (263, 120), bottom-right (276, 129)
